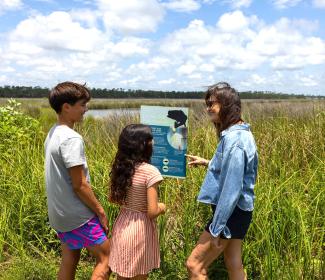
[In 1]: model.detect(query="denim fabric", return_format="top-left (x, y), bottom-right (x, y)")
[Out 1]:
top-left (197, 123), bottom-right (258, 238)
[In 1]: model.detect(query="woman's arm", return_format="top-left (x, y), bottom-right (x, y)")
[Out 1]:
top-left (147, 182), bottom-right (166, 219)
top-left (208, 144), bottom-right (245, 238)
top-left (186, 154), bottom-right (210, 167)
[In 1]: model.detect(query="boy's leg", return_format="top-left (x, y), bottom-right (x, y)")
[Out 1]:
top-left (223, 239), bottom-right (246, 280)
top-left (186, 231), bottom-right (229, 280)
top-left (87, 238), bottom-right (111, 280)
top-left (58, 243), bottom-right (81, 280)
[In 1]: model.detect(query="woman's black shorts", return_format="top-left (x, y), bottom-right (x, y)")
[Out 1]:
top-left (205, 205), bottom-right (252, 239)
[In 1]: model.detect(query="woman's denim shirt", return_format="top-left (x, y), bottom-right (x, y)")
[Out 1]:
top-left (197, 123), bottom-right (258, 238)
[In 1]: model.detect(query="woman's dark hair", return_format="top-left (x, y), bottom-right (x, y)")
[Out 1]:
top-left (109, 124), bottom-right (153, 204)
top-left (205, 82), bottom-right (242, 136)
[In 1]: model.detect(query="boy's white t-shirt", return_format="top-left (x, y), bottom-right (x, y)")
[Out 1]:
top-left (44, 124), bottom-right (95, 232)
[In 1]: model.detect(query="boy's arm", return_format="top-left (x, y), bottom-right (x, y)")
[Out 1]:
top-left (68, 165), bottom-right (108, 233)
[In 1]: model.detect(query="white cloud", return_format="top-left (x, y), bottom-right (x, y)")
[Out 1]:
top-left (289, 19), bottom-right (319, 34)
top-left (0, 10), bottom-right (149, 87)
top-left (162, 0), bottom-right (201, 12)
top-left (160, 12), bottom-right (265, 71)
top-left (250, 74), bottom-right (266, 85)
top-left (160, 19), bottom-right (211, 55)
top-left (248, 18), bottom-right (325, 70)
top-left (224, 0), bottom-right (252, 9)
top-left (158, 78), bottom-right (176, 84)
top-left (0, 6), bottom-right (324, 94)
top-left (272, 0), bottom-right (302, 9)
top-left (111, 37), bottom-right (151, 57)
top-left (0, 75), bottom-right (7, 83)
top-left (313, 0), bottom-right (325, 8)
top-left (177, 63), bottom-right (197, 75)
top-left (69, 9), bottom-right (100, 28)
top-left (97, 0), bottom-right (165, 34)
top-left (9, 11), bottom-right (104, 52)
top-left (126, 56), bottom-right (172, 79)
top-left (158, 11), bottom-right (325, 85)
top-left (299, 74), bottom-right (319, 86)
top-left (199, 63), bottom-right (215, 72)
top-left (217, 10), bottom-right (258, 32)
top-left (0, 0), bottom-right (22, 14)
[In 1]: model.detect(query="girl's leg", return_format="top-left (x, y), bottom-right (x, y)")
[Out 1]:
top-left (87, 239), bottom-right (111, 280)
top-left (131, 275), bottom-right (148, 280)
top-left (117, 274), bottom-right (147, 280)
top-left (223, 239), bottom-right (246, 280)
top-left (186, 231), bottom-right (229, 280)
top-left (58, 243), bottom-right (81, 280)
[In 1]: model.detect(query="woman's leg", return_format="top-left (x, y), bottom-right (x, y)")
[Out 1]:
top-left (186, 231), bottom-right (229, 280)
top-left (57, 243), bottom-right (81, 280)
top-left (87, 239), bottom-right (111, 280)
top-left (223, 239), bottom-right (246, 280)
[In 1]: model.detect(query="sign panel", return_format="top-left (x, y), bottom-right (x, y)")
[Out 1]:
top-left (140, 106), bottom-right (188, 178)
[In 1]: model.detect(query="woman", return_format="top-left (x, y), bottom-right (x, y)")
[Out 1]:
top-left (186, 82), bottom-right (258, 280)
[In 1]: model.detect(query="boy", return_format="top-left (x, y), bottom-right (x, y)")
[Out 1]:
top-left (44, 82), bottom-right (110, 280)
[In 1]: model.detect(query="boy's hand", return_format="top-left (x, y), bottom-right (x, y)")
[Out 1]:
top-left (158, 203), bottom-right (166, 215)
top-left (185, 154), bottom-right (209, 167)
top-left (97, 209), bottom-right (109, 234)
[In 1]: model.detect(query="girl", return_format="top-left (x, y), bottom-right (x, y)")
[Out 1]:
top-left (186, 82), bottom-right (258, 280)
top-left (108, 124), bottom-right (166, 280)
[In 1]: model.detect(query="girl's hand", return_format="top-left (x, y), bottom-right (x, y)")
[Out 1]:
top-left (185, 154), bottom-right (209, 167)
top-left (158, 203), bottom-right (166, 215)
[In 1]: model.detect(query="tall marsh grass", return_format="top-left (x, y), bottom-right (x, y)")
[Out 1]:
top-left (0, 100), bottom-right (324, 279)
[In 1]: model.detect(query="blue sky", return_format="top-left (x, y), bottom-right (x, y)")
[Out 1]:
top-left (0, 0), bottom-right (324, 95)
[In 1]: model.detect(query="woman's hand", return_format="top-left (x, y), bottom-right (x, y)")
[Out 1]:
top-left (185, 154), bottom-right (209, 167)
top-left (210, 235), bottom-right (225, 250)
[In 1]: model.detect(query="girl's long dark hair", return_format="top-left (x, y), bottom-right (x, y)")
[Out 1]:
top-left (205, 82), bottom-right (243, 136)
top-left (109, 124), bottom-right (153, 204)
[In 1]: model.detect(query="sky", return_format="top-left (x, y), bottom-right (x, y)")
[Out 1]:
top-left (0, 0), bottom-right (324, 95)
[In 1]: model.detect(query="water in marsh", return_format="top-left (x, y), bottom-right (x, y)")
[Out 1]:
top-left (85, 108), bottom-right (139, 118)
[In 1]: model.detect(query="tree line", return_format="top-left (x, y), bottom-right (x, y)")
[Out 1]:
top-left (0, 85), bottom-right (322, 99)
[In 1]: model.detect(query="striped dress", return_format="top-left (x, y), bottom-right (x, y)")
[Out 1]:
top-left (109, 162), bottom-right (164, 277)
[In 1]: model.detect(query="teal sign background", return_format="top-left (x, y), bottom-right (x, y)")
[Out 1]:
top-left (140, 106), bottom-right (189, 179)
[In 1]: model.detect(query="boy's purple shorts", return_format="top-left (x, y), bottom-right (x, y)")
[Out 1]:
top-left (57, 216), bottom-right (107, 250)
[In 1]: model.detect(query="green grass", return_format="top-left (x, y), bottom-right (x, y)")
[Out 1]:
top-left (0, 99), bottom-right (324, 279)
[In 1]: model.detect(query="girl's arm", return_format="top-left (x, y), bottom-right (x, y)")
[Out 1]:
top-left (147, 182), bottom-right (166, 219)
top-left (186, 154), bottom-right (210, 167)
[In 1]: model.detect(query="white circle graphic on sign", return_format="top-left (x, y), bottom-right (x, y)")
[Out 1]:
top-left (163, 158), bottom-right (169, 165)
top-left (162, 166), bottom-right (169, 172)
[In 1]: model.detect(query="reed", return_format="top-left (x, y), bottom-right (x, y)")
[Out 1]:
top-left (0, 100), bottom-right (324, 279)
